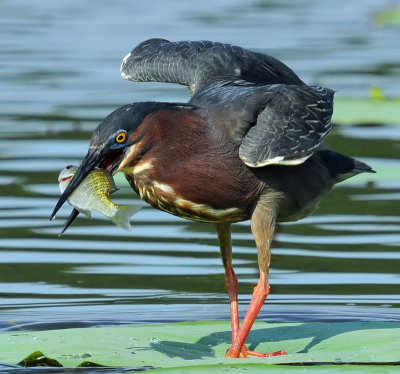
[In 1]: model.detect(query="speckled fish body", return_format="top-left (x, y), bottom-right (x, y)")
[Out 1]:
top-left (58, 165), bottom-right (139, 231)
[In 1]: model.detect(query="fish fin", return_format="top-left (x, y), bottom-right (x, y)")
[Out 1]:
top-left (111, 205), bottom-right (141, 231)
top-left (82, 209), bottom-right (92, 219)
top-left (59, 208), bottom-right (80, 236)
top-left (70, 200), bottom-right (91, 219)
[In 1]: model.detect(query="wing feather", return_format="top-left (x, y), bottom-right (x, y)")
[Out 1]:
top-left (239, 85), bottom-right (334, 167)
top-left (121, 39), bottom-right (303, 95)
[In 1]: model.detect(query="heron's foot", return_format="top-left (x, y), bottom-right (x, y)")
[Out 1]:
top-left (225, 345), bottom-right (286, 358)
top-left (243, 348), bottom-right (287, 358)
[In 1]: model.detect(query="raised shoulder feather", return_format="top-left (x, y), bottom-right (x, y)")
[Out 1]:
top-left (121, 39), bottom-right (304, 95)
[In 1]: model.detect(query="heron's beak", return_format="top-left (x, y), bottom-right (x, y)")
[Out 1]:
top-left (59, 208), bottom-right (80, 236)
top-left (50, 148), bottom-right (102, 220)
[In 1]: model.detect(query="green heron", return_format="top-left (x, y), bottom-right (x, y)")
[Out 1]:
top-left (51, 39), bottom-right (374, 358)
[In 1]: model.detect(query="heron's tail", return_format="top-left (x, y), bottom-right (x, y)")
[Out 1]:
top-left (320, 150), bottom-right (375, 184)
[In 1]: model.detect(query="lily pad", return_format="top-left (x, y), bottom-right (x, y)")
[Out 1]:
top-left (374, 6), bottom-right (400, 26)
top-left (332, 97), bottom-right (400, 126)
top-left (1, 321), bottom-right (399, 372)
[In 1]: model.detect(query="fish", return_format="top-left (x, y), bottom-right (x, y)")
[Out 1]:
top-left (58, 165), bottom-right (140, 233)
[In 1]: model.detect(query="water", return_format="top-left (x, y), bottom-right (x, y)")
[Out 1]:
top-left (1, 0), bottom-right (400, 346)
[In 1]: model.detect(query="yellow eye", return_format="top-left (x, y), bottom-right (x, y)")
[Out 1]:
top-left (115, 131), bottom-right (127, 144)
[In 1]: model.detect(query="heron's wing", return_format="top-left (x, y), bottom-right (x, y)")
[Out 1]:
top-left (239, 85), bottom-right (334, 167)
top-left (120, 39), bottom-right (303, 95)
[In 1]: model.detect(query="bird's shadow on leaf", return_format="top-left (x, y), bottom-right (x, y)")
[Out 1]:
top-left (150, 321), bottom-right (396, 360)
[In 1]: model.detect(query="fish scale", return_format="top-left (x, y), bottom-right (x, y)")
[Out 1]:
top-left (70, 169), bottom-right (118, 218)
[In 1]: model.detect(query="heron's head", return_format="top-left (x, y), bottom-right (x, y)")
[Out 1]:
top-left (50, 101), bottom-right (174, 220)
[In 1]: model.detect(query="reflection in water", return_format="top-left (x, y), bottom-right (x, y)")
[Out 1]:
top-left (0, 0), bottom-right (399, 332)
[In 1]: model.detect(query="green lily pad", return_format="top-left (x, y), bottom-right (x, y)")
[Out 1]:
top-left (332, 97), bottom-right (400, 126)
top-left (374, 6), bottom-right (400, 26)
top-left (1, 321), bottom-right (399, 372)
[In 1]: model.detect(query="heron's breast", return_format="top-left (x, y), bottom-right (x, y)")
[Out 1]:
top-left (126, 171), bottom-right (247, 223)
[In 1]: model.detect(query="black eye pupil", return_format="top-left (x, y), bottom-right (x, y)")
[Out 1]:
top-left (116, 132), bottom-right (126, 143)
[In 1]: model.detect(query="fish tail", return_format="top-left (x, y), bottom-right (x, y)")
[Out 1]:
top-left (111, 205), bottom-right (141, 231)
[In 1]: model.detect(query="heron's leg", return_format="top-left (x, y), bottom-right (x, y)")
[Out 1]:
top-left (216, 223), bottom-right (239, 343)
top-left (225, 205), bottom-right (286, 358)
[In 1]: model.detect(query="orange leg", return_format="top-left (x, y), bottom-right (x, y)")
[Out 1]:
top-left (224, 205), bottom-right (287, 358)
top-left (225, 274), bottom-right (286, 358)
top-left (216, 223), bottom-right (240, 342)
top-left (225, 264), bottom-right (240, 342)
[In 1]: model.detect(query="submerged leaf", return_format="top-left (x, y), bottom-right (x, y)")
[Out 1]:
top-left (17, 350), bottom-right (63, 367)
